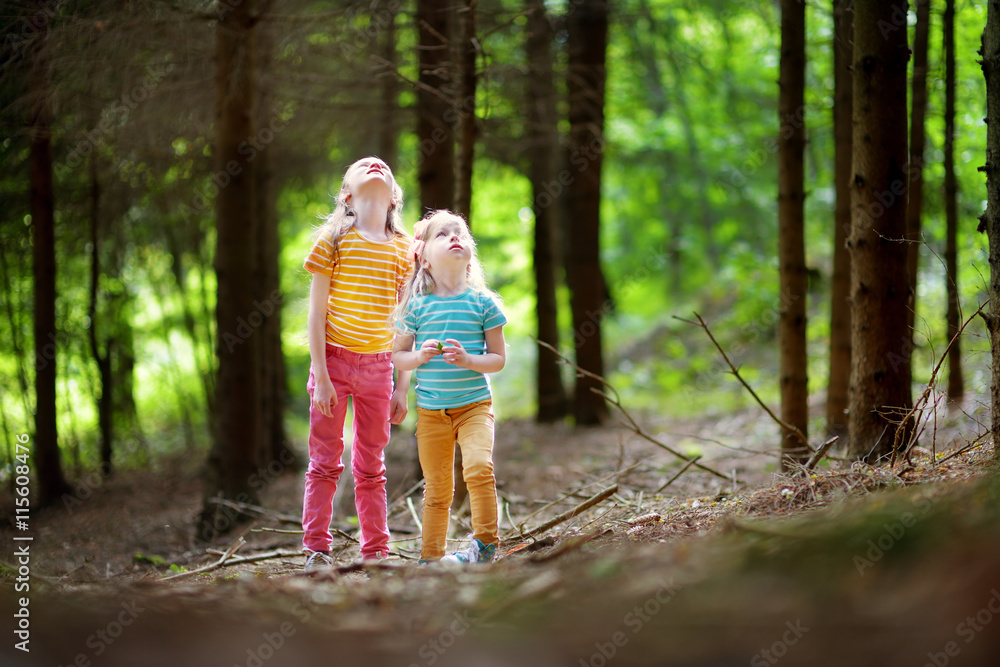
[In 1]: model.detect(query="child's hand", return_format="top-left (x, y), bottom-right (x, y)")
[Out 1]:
top-left (441, 339), bottom-right (469, 368)
top-left (312, 375), bottom-right (338, 418)
top-left (388, 387), bottom-right (408, 424)
top-left (416, 339), bottom-right (443, 365)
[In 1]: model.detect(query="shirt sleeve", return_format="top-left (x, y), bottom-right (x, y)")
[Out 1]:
top-left (396, 237), bottom-right (413, 297)
top-left (304, 229), bottom-right (336, 276)
top-left (481, 293), bottom-right (506, 331)
top-left (401, 297), bottom-right (420, 335)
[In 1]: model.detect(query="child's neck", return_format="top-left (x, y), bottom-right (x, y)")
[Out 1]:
top-left (351, 197), bottom-right (391, 242)
top-left (432, 268), bottom-right (468, 298)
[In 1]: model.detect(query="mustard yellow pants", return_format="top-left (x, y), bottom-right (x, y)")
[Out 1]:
top-left (416, 400), bottom-right (498, 559)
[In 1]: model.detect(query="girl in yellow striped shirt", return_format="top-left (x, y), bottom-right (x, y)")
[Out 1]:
top-left (301, 157), bottom-right (412, 569)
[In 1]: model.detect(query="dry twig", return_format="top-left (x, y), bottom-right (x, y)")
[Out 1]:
top-left (523, 485), bottom-right (619, 538)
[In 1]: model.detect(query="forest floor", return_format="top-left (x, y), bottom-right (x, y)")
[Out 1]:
top-left (2, 398), bottom-right (1000, 667)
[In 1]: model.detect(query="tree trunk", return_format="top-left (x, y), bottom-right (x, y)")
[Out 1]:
top-left (906, 0), bottom-right (931, 337)
top-left (778, 0), bottom-right (809, 468)
top-left (566, 0), bottom-right (609, 426)
top-left (981, 0), bottom-right (1000, 463)
top-left (378, 5), bottom-right (399, 169)
top-left (827, 0), bottom-right (854, 438)
top-left (28, 0), bottom-right (69, 506)
top-left (944, 0), bottom-right (964, 405)
top-left (255, 23), bottom-right (293, 473)
top-left (416, 0), bottom-right (456, 213)
top-left (847, 0), bottom-right (913, 461)
top-left (198, 0), bottom-right (261, 542)
top-left (527, 0), bottom-right (567, 423)
top-left (453, 0), bottom-right (476, 223)
top-left (88, 153), bottom-right (114, 475)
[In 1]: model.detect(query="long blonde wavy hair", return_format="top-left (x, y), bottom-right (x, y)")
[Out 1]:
top-left (316, 157), bottom-right (407, 261)
top-left (392, 210), bottom-right (500, 334)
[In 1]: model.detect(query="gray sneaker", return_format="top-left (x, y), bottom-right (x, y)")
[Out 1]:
top-left (441, 538), bottom-right (496, 564)
top-left (305, 550), bottom-right (334, 571)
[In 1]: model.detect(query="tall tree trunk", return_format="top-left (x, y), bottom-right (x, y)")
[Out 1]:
top-left (944, 0), bottom-right (964, 405)
top-left (378, 5), bottom-right (399, 169)
top-left (778, 0), bottom-right (809, 468)
top-left (87, 153), bottom-right (114, 475)
top-left (198, 0), bottom-right (261, 542)
top-left (255, 22), bottom-right (292, 472)
top-left (847, 0), bottom-right (913, 461)
top-left (416, 0), bottom-right (455, 213)
top-left (566, 0), bottom-right (609, 426)
top-left (906, 0), bottom-right (931, 337)
top-left (28, 0), bottom-right (69, 506)
top-left (527, 0), bottom-right (567, 422)
top-left (827, 0), bottom-right (854, 438)
top-left (453, 0), bottom-right (476, 222)
top-left (980, 0), bottom-right (1000, 463)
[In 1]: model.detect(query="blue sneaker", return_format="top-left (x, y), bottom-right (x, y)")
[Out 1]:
top-left (440, 538), bottom-right (496, 564)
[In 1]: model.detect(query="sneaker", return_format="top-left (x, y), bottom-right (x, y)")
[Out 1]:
top-left (304, 550), bottom-right (334, 571)
top-left (440, 538), bottom-right (496, 565)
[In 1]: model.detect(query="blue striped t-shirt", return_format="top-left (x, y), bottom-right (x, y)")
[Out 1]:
top-left (402, 289), bottom-right (506, 409)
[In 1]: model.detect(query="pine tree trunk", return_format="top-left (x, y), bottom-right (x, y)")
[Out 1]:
top-left (378, 6), bottom-right (399, 169)
top-left (198, 0), bottom-right (261, 541)
top-left (906, 0), bottom-right (931, 336)
top-left (944, 0), bottom-right (964, 404)
top-left (981, 0), bottom-right (1000, 463)
top-left (28, 0), bottom-right (69, 506)
top-left (416, 0), bottom-right (456, 212)
top-left (827, 0), bottom-right (854, 438)
top-left (778, 0), bottom-right (809, 468)
top-left (453, 0), bottom-right (476, 223)
top-left (255, 24), bottom-right (292, 472)
top-left (847, 0), bottom-right (913, 461)
top-left (526, 0), bottom-right (567, 423)
top-left (566, 0), bottom-right (609, 426)
top-left (87, 154), bottom-right (114, 475)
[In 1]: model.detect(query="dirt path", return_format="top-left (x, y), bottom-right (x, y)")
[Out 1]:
top-left (2, 406), bottom-right (998, 666)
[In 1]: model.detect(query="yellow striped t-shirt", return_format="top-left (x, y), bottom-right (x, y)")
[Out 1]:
top-left (304, 226), bottom-right (412, 353)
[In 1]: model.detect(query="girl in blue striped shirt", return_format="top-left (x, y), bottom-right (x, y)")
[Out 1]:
top-left (392, 210), bottom-right (506, 563)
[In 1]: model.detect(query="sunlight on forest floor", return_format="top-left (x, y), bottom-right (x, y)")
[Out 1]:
top-left (2, 403), bottom-right (999, 666)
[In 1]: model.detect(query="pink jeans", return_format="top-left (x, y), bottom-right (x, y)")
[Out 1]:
top-left (302, 345), bottom-right (392, 558)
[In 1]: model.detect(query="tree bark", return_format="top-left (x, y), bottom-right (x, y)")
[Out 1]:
top-left (453, 0), bottom-right (476, 223)
top-left (906, 0), bottom-right (931, 336)
top-left (566, 0), bottom-right (609, 426)
top-left (527, 0), bottom-right (567, 422)
top-left (87, 153), bottom-right (114, 475)
top-left (981, 0), bottom-right (1000, 463)
top-left (28, 0), bottom-right (70, 506)
top-left (827, 0), bottom-right (854, 438)
top-left (416, 0), bottom-right (456, 213)
top-left (847, 0), bottom-right (913, 461)
top-left (778, 0), bottom-right (809, 468)
top-left (198, 0), bottom-right (262, 542)
top-left (944, 0), bottom-right (964, 405)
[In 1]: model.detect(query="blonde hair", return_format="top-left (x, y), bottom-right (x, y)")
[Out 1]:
top-left (316, 157), bottom-right (407, 260)
top-left (392, 209), bottom-right (500, 334)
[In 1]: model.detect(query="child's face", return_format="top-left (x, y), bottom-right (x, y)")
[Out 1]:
top-left (421, 219), bottom-right (473, 272)
top-left (344, 157), bottom-right (396, 201)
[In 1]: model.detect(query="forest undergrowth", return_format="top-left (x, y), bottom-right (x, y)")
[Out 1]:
top-left (2, 394), bottom-right (999, 666)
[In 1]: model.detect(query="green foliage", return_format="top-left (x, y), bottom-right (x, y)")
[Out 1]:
top-left (0, 0), bottom-right (991, 472)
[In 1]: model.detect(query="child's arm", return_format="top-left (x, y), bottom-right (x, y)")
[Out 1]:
top-left (441, 326), bottom-right (506, 374)
top-left (392, 333), bottom-right (442, 371)
top-left (389, 369), bottom-right (410, 424)
top-left (308, 272), bottom-right (337, 417)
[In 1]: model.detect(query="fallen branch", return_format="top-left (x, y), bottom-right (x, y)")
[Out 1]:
top-left (535, 339), bottom-right (731, 482)
top-left (890, 301), bottom-right (988, 467)
top-left (529, 528), bottom-right (611, 563)
top-left (805, 436), bottom-right (839, 471)
top-left (523, 484), bottom-right (618, 539)
top-left (674, 313), bottom-right (813, 455)
top-left (161, 534), bottom-right (248, 581)
top-left (654, 456), bottom-right (702, 493)
top-left (206, 497), bottom-right (300, 525)
top-left (406, 496), bottom-right (423, 532)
